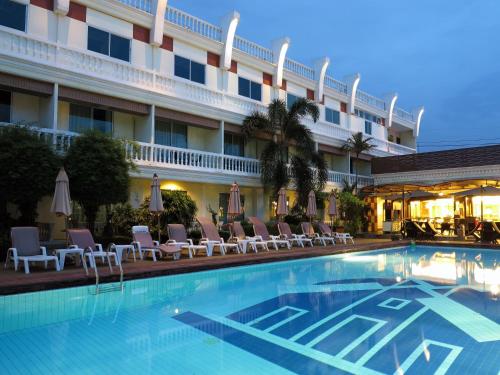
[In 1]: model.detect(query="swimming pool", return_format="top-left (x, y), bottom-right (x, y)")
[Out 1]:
top-left (0, 245), bottom-right (498, 374)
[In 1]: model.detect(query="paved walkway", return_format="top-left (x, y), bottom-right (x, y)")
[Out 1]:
top-left (1, 239), bottom-right (397, 295)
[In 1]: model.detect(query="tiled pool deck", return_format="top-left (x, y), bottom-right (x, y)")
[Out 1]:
top-left (1, 239), bottom-right (497, 295)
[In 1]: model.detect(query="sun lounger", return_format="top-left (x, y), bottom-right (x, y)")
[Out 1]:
top-left (197, 217), bottom-right (240, 256)
top-left (4, 227), bottom-right (60, 274)
top-left (277, 222), bottom-right (313, 247)
top-left (229, 221), bottom-right (269, 253)
top-left (167, 224), bottom-right (207, 258)
top-left (131, 226), bottom-right (167, 261)
top-left (318, 222), bottom-right (354, 244)
top-left (301, 222), bottom-right (335, 246)
top-left (480, 222), bottom-right (500, 244)
top-left (248, 217), bottom-right (291, 250)
top-left (68, 228), bottom-right (119, 271)
top-left (403, 220), bottom-right (434, 239)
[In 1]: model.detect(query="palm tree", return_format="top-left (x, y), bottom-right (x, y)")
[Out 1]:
top-left (341, 132), bottom-right (375, 191)
top-left (242, 98), bottom-right (327, 208)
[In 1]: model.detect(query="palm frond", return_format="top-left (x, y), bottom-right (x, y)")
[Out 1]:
top-left (288, 98), bottom-right (320, 122)
top-left (242, 111), bottom-right (270, 140)
top-left (285, 121), bottom-right (315, 154)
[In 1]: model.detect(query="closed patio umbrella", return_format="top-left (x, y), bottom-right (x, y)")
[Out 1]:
top-left (149, 174), bottom-right (164, 241)
top-left (51, 167), bottom-right (72, 245)
top-left (227, 182), bottom-right (242, 221)
top-left (328, 190), bottom-right (337, 225)
top-left (276, 187), bottom-right (288, 221)
top-left (306, 190), bottom-right (317, 221)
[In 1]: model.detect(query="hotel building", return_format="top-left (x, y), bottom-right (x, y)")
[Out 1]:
top-left (0, 0), bottom-right (424, 235)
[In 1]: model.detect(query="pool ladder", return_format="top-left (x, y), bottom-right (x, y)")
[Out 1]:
top-left (89, 252), bottom-right (124, 295)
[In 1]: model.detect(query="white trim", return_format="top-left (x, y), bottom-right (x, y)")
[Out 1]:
top-left (271, 37), bottom-right (290, 88)
top-left (220, 11), bottom-right (239, 70)
top-left (344, 73), bottom-right (360, 115)
top-left (314, 57), bottom-right (329, 103)
top-left (384, 92), bottom-right (398, 129)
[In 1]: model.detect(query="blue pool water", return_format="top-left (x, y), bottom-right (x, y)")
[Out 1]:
top-left (0, 245), bottom-right (498, 374)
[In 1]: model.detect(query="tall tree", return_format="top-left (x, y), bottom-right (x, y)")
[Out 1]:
top-left (65, 131), bottom-right (132, 233)
top-left (342, 132), bottom-right (375, 191)
top-left (0, 125), bottom-right (60, 225)
top-left (242, 98), bottom-right (327, 208)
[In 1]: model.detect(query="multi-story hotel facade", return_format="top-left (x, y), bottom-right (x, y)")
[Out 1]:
top-left (0, 0), bottom-right (424, 234)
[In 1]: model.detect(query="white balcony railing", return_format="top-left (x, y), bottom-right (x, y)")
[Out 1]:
top-left (233, 35), bottom-right (274, 62)
top-left (125, 141), bottom-right (262, 176)
top-left (394, 107), bottom-right (414, 122)
top-left (324, 75), bottom-right (348, 95)
top-left (328, 171), bottom-right (373, 187)
top-left (165, 7), bottom-right (223, 42)
top-left (284, 58), bottom-right (315, 81)
top-left (356, 90), bottom-right (386, 111)
top-left (117, 0), bottom-right (153, 14)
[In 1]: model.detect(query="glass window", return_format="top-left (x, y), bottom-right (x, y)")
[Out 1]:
top-left (69, 104), bottom-right (92, 133)
top-left (69, 104), bottom-right (112, 135)
top-left (87, 26), bottom-right (109, 56)
top-left (110, 34), bottom-right (130, 62)
top-left (250, 81), bottom-right (261, 101)
top-left (238, 77), bottom-right (250, 98)
top-left (287, 93), bottom-right (299, 110)
top-left (93, 108), bottom-right (112, 134)
top-left (0, 90), bottom-right (11, 122)
top-left (224, 133), bottom-right (244, 157)
top-left (171, 121), bottom-right (187, 148)
top-left (0, 0), bottom-right (26, 32)
top-left (190, 60), bottom-right (205, 84)
top-left (325, 107), bottom-right (340, 125)
top-left (155, 119), bottom-right (187, 148)
top-left (88, 26), bottom-right (130, 62)
top-left (174, 56), bottom-right (190, 80)
top-left (364, 120), bottom-right (372, 135)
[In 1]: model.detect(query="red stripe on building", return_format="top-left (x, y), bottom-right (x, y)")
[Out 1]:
top-left (307, 88), bottom-right (315, 101)
top-left (207, 52), bottom-right (220, 68)
top-left (262, 73), bottom-right (273, 86)
top-left (229, 60), bottom-right (237, 73)
top-left (30, 0), bottom-right (53, 10)
top-left (67, 2), bottom-right (86, 22)
top-left (340, 102), bottom-right (347, 113)
top-left (133, 24), bottom-right (150, 43)
top-left (161, 35), bottom-right (173, 51)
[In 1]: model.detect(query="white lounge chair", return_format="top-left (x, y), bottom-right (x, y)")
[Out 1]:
top-left (319, 222), bottom-right (355, 244)
top-left (68, 229), bottom-right (119, 271)
top-left (249, 217), bottom-right (291, 250)
top-left (167, 224), bottom-right (207, 258)
top-left (4, 227), bottom-right (60, 274)
top-left (197, 217), bottom-right (240, 256)
top-left (229, 221), bottom-right (269, 253)
top-left (301, 222), bottom-right (335, 246)
top-left (278, 222), bottom-right (313, 248)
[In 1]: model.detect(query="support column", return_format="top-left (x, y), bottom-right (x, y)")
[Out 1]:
top-left (51, 83), bottom-right (59, 131)
top-left (344, 73), bottom-right (361, 130)
top-left (149, 104), bottom-right (155, 144)
top-left (314, 57), bottom-right (329, 103)
top-left (384, 93), bottom-right (398, 129)
top-left (271, 37), bottom-right (290, 88)
top-left (218, 120), bottom-right (225, 154)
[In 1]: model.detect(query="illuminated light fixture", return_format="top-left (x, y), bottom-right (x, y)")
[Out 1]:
top-left (396, 276), bottom-right (402, 283)
top-left (161, 182), bottom-right (181, 191)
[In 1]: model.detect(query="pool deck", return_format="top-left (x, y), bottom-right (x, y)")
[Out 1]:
top-left (1, 239), bottom-right (497, 295)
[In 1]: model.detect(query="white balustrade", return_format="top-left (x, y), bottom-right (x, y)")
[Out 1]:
top-left (356, 90), bottom-right (386, 111)
top-left (394, 107), bottom-right (414, 122)
top-left (117, 0), bottom-right (152, 14)
top-left (284, 58), bottom-right (315, 81)
top-left (233, 36), bottom-right (274, 62)
top-left (324, 75), bottom-right (348, 95)
top-left (327, 171), bottom-right (373, 187)
top-left (165, 7), bottom-right (222, 42)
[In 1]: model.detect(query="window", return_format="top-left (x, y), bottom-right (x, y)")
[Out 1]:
top-left (0, 0), bottom-right (26, 32)
top-left (287, 93), bottom-right (300, 110)
top-left (325, 107), bottom-right (340, 125)
top-left (355, 108), bottom-right (382, 124)
top-left (87, 26), bottom-right (130, 62)
top-left (224, 133), bottom-right (244, 157)
top-left (155, 119), bottom-right (187, 148)
top-left (69, 104), bottom-right (112, 134)
top-left (174, 55), bottom-right (206, 84)
top-left (364, 120), bottom-right (372, 135)
top-left (0, 90), bottom-right (11, 122)
top-left (238, 77), bottom-right (262, 101)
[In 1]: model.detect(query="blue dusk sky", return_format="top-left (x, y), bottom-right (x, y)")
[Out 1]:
top-left (170, 0), bottom-right (500, 151)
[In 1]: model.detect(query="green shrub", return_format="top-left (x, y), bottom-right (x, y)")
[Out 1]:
top-left (339, 191), bottom-right (365, 235)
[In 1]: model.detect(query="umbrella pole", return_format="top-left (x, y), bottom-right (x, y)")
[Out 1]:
top-left (157, 213), bottom-right (161, 243)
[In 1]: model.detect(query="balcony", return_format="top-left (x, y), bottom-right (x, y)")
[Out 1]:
top-left (0, 27), bottom-right (413, 157)
top-left (9, 125), bottom-right (374, 188)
